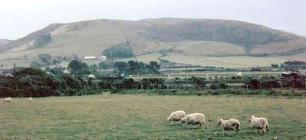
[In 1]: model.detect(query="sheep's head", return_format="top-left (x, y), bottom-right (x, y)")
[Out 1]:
top-left (167, 117), bottom-right (171, 121)
top-left (217, 119), bottom-right (223, 127)
top-left (180, 116), bottom-right (187, 123)
top-left (248, 115), bottom-right (255, 123)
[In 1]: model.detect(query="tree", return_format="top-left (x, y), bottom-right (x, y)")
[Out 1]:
top-left (102, 42), bottom-right (134, 59)
top-left (88, 64), bottom-right (98, 73)
top-left (113, 61), bottom-right (160, 75)
top-left (30, 61), bottom-right (42, 68)
top-left (46, 67), bottom-right (64, 77)
top-left (114, 61), bottom-right (128, 74)
top-left (149, 61), bottom-right (160, 71)
top-left (99, 61), bottom-right (113, 69)
top-left (34, 33), bottom-right (52, 47)
top-left (68, 60), bottom-right (89, 75)
top-left (38, 53), bottom-right (52, 65)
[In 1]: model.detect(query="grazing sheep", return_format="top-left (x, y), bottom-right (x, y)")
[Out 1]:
top-left (217, 118), bottom-right (240, 135)
top-left (180, 113), bottom-right (205, 128)
top-left (249, 115), bottom-right (269, 134)
top-left (28, 97), bottom-right (32, 103)
top-left (3, 97), bottom-right (12, 103)
top-left (167, 110), bottom-right (186, 124)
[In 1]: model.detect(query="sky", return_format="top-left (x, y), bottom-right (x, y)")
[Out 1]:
top-left (0, 0), bottom-right (306, 40)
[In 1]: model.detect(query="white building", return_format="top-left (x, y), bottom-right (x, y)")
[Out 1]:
top-left (83, 56), bottom-right (107, 61)
top-left (84, 56), bottom-right (97, 60)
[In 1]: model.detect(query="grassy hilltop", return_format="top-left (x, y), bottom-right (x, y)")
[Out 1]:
top-left (1, 18), bottom-right (306, 68)
top-left (0, 94), bottom-right (305, 139)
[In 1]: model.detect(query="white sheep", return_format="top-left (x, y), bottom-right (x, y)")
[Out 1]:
top-left (249, 115), bottom-right (269, 134)
top-left (28, 97), bottom-right (32, 103)
top-left (217, 118), bottom-right (240, 135)
top-left (3, 97), bottom-right (12, 103)
top-left (167, 110), bottom-right (186, 124)
top-left (180, 113), bottom-right (205, 128)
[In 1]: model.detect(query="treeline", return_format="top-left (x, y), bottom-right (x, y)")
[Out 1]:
top-left (0, 68), bottom-right (88, 97)
top-left (114, 61), bottom-right (160, 75)
top-left (0, 59), bottom-right (161, 97)
top-left (0, 67), bottom-right (210, 97)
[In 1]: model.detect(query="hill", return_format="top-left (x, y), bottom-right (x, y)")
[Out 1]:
top-left (0, 39), bottom-right (11, 49)
top-left (1, 18), bottom-right (306, 68)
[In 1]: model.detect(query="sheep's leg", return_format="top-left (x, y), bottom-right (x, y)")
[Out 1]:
top-left (257, 128), bottom-right (260, 133)
top-left (223, 130), bottom-right (228, 136)
top-left (235, 130), bottom-right (239, 135)
top-left (227, 130), bottom-right (231, 136)
top-left (200, 122), bottom-right (204, 129)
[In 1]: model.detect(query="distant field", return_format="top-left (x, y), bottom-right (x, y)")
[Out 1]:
top-left (0, 94), bottom-right (305, 139)
top-left (161, 54), bottom-right (287, 68)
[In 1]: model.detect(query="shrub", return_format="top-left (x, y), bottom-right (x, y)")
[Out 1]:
top-left (103, 42), bottom-right (134, 59)
top-left (34, 33), bottom-right (52, 47)
top-left (68, 60), bottom-right (89, 75)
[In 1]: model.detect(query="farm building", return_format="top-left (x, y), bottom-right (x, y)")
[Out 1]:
top-left (83, 56), bottom-right (107, 61)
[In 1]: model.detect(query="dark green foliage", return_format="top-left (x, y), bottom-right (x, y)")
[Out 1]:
top-left (45, 67), bottom-right (64, 77)
top-left (61, 74), bottom-right (84, 90)
top-left (102, 42), bottom-right (134, 59)
top-left (140, 78), bottom-right (164, 89)
top-left (114, 61), bottom-right (160, 75)
top-left (38, 53), bottom-right (52, 65)
top-left (0, 67), bottom-right (98, 97)
top-left (210, 81), bottom-right (228, 89)
top-left (88, 64), bottom-right (98, 74)
top-left (114, 61), bottom-right (128, 75)
top-left (0, 68), bottom-right (58, 97)
top-left (68, 60), bottom-right (89, 75)
top-left (191, 76), bottom-right (207, 89)
top-left (52, 56), bottom-right (63, 65)
top-left (30, 61), bottom-right (43, 68)
top-left (99, 61), bottom-right (113, 69)
top-left (149, 61), bottom-right (160, 71)
top-left (13, 67), bottom-right (48, 77)
top-left (271, 64), bottom-right (279, 68)
top-left (34, 33), bottom-right (52, 47)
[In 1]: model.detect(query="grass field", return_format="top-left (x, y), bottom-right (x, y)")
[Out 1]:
top-left (0, 94), bottom-right (305, 140)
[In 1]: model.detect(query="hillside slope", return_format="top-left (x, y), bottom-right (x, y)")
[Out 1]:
top-left (0, 39), bottom-right (11, 50)
top-left (1, 18), bottom-right (306, 68)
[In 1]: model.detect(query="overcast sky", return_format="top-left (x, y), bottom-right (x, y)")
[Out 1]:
top-left (1, 0), bottom-right (306, 40)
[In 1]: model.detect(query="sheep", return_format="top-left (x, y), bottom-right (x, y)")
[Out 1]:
top-left (248, 115), bottom-right (269, 134)
top-left (217, 118), bottom-right (240, 135)
top-left (167, 110), bottom-right (186, 124)
top-left (28, 97), bottom-right (32, 103)
top-left (180, 113), bottom-right (205, 128)
top-left (3, 97), bottom-right (12, 103)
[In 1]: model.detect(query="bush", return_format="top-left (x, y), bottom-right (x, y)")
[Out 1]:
top-left (102, 42), bottom-right (134, 59)
top-left (38, 53), bottom-right (52, 65)
top-left (34, 34), bottom-right (52, 47)
top-left (114, 61), bottom-right (161, 75)
top-left (68, 60), bottom-right (89, 75)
